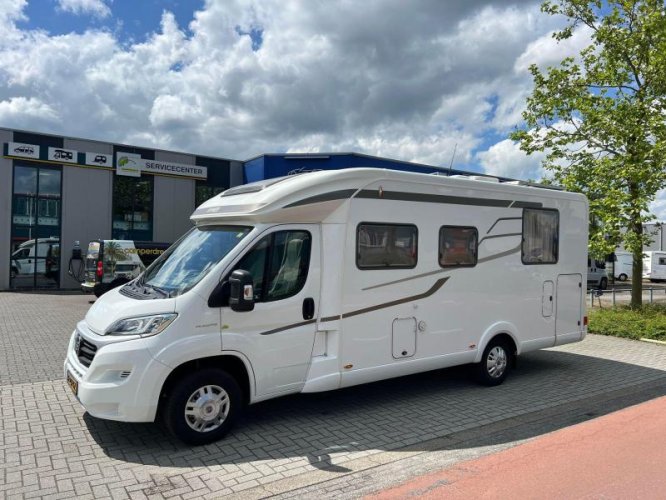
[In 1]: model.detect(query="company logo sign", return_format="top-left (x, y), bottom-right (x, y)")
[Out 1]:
top-left (48, 147), bottom-right (78, 164)
top-left (116, 153), bottom-right (141, 177)
top-left (8, 142), bottom-right (40, 159)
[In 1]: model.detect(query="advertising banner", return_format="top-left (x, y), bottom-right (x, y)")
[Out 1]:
top-left (115, 154), bottom-right (207, 179)
top-left (7, 142), bottom-right (40, 159)
top-left (48, 147), bottom-right (78, 164)
top-left (85, 152), bottom-right (112, 167)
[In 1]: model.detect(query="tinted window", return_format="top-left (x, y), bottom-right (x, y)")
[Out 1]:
top-left (439, 226), bottom-right (478, 267)
top-left (357, 223), bottom-right (418, 269)
top-left (233, 230), bottom-right (311, 302)
top-left (522, 209), bottom-right (559, 264)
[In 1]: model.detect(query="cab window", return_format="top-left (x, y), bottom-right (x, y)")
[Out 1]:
top-left (233, 230), bottom-right (311, 302)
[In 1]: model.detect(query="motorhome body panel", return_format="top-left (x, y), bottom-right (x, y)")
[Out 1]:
top-left (644, 251), bottom-right (666, 281)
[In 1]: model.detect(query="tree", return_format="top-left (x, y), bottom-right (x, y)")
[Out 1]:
top-left (512, 0), bottom-right (666, 307)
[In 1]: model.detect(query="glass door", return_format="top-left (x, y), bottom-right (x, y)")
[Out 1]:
top-left (10, 164), bottom-right (62, 289)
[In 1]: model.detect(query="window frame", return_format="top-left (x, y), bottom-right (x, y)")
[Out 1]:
top-left (356, 222), bottom-right (419, 270)
top-left (228, 229), bottom-right (312, 304)
top-left (438, 225), bottom-right (478, 268)
top-left (521, 208), bottom-right (560, 265)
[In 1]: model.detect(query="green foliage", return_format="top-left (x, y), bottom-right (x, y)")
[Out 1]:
top-left (511, 0), bottom-right (666, 306)
top-left (588, 304), bottom-right (666, 340)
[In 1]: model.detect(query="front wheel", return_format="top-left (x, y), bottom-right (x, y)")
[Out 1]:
top-left (618, 273), bottom-right (628, 282)
top-left (475, 338), bottom-right (513, 386)
top-left (163, 368), bottom-right (242, 445)
top-left (599, 277), bottom-right (608, 290)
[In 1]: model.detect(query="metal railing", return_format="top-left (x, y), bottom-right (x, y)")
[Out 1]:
top-left (588, 287), bottom-right (666, 307)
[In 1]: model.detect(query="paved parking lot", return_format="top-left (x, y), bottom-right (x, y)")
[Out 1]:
top-left (1, 292), bottom-right (666, 499)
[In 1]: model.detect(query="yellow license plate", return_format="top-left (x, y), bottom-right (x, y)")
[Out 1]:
top-left (66, 371), bottom-right (78, 396)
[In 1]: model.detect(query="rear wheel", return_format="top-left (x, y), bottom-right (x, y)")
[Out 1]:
top-left (618, 273), bottom-right (628, 282)
top-left (475, 338), bottom-right (513, 386)
top-left (599, 277), bottom-right (608, 290)
top-left (164, 368), bottom-right (242, 445)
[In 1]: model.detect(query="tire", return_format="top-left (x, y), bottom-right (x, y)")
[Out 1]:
top-left (10, 267), bottom-right (17, 280)
top-left (599, 277), bottom-right (608, 290)
top-left (618, 273), bottom-right (628, 282)
top-left (475, 337), bottom-right (513, 386)
top-left (163, 368), bottom-right (242, 445)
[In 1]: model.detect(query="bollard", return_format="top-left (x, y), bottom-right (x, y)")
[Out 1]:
top-left (612, 288), bottom-right (616, 307)
top-left (650, 287), bottom-right (654, 304)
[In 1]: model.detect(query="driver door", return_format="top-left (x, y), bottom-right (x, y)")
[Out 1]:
top-left (221, 224), bottom-right (321, 397)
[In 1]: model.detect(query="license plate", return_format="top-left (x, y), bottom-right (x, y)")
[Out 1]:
top-left (66, 371), bottom-right (78, 396)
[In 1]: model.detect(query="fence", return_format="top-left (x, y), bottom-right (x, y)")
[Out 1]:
top-left (588, 286), bottom-right (666, 308)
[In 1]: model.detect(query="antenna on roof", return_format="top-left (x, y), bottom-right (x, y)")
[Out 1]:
top-left (448, 143), bottom-right (457, 177)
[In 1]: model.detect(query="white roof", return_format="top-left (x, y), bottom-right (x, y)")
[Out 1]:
top-left (191, 168), bottom-right (584, 224)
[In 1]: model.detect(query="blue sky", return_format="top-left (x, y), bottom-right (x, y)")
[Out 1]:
top-left (19, 1), bottom-right (204, 43)
top-left (1, 0), bottom-right (664, 219)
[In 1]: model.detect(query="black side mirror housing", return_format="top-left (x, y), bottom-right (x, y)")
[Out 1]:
top-left (229, 269), bottom-right (255, 312)
top-left (208, 280), bottom-right (230, 308)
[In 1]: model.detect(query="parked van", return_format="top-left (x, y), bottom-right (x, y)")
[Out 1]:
top-left (82, 240), bottom-right (170, 297)
top-left (64, 169), bottom-right (588, 444)
top-left (643, 251), bottom-right (666, 282)
top-left (11, 237), bottom-right (60, 278)
top-left (608, 251), bottom-right (633, 282)
top-left (587, 257), bottom-right (609, 289)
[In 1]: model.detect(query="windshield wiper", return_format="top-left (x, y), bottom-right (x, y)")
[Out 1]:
top-left (145, 283), bottom-right (171, 298)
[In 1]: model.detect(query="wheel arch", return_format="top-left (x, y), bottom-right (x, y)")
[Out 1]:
top-left (474, 322), bottom-right (520, 364)
top-left (157, 352), bottom-right (255, 418)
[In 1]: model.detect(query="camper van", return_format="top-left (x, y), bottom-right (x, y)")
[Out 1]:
top-left (587, 257), bottom-right (609, 289)
top-left (643, 251), bottom-right (666, 282)
top-left (64, 169), bottom-right (588, 444)
top-left (609, 252), bottom-right (633, 282)
top-left (82, 240), bottom-right (170, 297)
top-left (11, 238), bottom-right (60, 279)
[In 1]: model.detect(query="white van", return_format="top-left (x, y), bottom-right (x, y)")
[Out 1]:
top-left (64, 169), bottom-right (588, 444)
top-left (643, 251), bottom-right (666, 282)
top-left (10, 237), bottom-right (60, 278)
top-left (608, 252), bottom-right (633, 282)
top-left (587, 257), bottom-right (609, 289)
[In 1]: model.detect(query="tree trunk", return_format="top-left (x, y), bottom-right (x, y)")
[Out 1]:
top-left (630, 219), bottom-right (643, 308)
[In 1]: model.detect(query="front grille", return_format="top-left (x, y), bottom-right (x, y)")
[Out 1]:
top-left (76, 334), bottom-right (98, 367)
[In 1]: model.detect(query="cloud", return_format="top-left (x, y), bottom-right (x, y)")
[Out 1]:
top-left (0, 0), bottom-right (572, 177)
top-left (56, 0), bottom-right (111, 18)
top-left (476, 139), bottom-right (546, 180)
top-left (650, 190), bottom-right (666, 222)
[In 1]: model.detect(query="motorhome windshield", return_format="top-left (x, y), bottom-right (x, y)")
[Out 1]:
top-left (141, 225), bottom-right (252, 296)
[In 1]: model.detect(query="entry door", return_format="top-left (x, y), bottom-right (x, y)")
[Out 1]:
top-left (556, 274), bottom-right (583, 337)
top-left (10, 165), bottom-right (62, 289)
top-left (222, 224), bottom-right (321, 397)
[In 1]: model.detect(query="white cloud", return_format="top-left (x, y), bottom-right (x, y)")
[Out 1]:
top-left (57, 0), bottom-right (111, 18)
top-left (515, 25), bottom-right (593, 73)
top-left (0, 0), bottom-right (573, 169)
top-left (650, 190), bottom-right (666, 222)
top-left (476, 139), bottom-right (546, 180)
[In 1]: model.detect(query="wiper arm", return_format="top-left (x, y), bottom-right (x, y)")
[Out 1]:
top-left (145, 283), bottom-right (171, 298)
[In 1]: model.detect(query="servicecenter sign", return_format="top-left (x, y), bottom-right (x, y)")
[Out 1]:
top-left (116, 154), bottom-right (208, 180)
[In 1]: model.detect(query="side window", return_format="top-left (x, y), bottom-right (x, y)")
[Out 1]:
top-left (659, 257), bottom-right (666, 266)
top-left (522, 208), bottom-right (559, 264)
top-left (232, 230), bottom-right (311, 302)
top-left (357, 223), bottom-right (418, 269)
top-left (439, 226), bottom-right (478, 267)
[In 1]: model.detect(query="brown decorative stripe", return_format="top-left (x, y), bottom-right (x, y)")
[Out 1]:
top-left (342, 277), bottom-right (449, 319)
top-left (477, 243), bottom-right (522, 263)
top-left (511, 201), bottom-right (543, 209)
top-left (486, 217), bottom-right (522, 234)
top-left (362, 268), bottom-right (448, 291)
top-left (478, 232), bottom-right (522, 246)
top-left (283, 189), bottom-right (357, 208)
top-left (321, 315), bottom-right (341, 322)
top-left (356, 189), bottom-right (544, 209)
top-left (260, 319), bottom-right (316, 336)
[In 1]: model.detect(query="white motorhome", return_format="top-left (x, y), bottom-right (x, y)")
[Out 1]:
top-left (64, 169), bottom-right (588, 444)
top-left (643, 251), bottom-right (666, 282)
top-left (609, 251), bottom-right (633, 282)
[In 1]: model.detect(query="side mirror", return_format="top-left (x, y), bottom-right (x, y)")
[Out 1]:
top-left (229, 269), bottom-right (255, 312)
top-left (207, 280), bottom-right (229, 308)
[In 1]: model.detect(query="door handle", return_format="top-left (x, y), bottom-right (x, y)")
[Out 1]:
top-left (302, 297), bottom-right (315, 320)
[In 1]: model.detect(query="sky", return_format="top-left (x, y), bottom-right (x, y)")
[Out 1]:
top-left (1, 0), bottom-right (664, 219)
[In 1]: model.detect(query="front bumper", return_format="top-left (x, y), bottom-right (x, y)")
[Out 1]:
top-left (64, 323), bottom-right (170, 422)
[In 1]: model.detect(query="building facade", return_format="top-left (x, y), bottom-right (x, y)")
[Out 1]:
top-left (1, 128), bottom-right (243, 290)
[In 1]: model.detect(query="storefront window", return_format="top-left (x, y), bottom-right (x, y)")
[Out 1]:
top-left (195, 182), bottom-right (225, 206)
top-left (112, 176), bottom-right (153, 241)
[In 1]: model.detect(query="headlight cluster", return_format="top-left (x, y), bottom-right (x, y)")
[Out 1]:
top-left (105, 313), bottom-right (177, 337)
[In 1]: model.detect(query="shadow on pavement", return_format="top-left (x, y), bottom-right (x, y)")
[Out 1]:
top-left (83, 349), bottom-right (666, 470)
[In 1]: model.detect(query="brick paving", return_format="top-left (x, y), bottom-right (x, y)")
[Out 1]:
top-left (0, 292), bottom-right (665, 499)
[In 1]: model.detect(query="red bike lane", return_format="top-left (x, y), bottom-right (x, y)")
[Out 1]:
top-left (369, 396), bottom-right (666, 499)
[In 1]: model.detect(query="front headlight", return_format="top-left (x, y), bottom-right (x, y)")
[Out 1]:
top-left (105, 313), bottom-right (177, 337)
